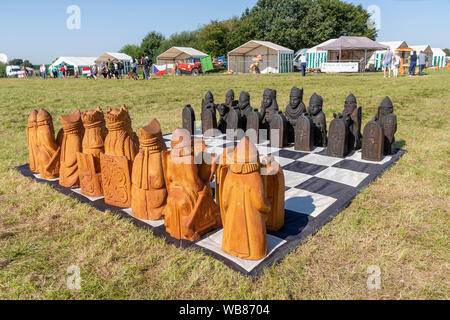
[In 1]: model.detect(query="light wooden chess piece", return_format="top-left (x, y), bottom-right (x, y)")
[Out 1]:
top-left (36, 109), bottom-right (61, 179)
top-left (131, 119), bottom-right (167, 220)
top-left (27, 110), bottom-right (39, 173)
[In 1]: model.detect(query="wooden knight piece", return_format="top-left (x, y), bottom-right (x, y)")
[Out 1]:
top-left (362, 120), bottom-right (384, 162)
top-left (131, 119), bottom-right (167, 220)
top-left (261, 155), bottom-right (285, 232)
top-left (36, 108), bottom-right (61, 179)
top-left (295, 113), bottom-right (314, 151)
top-left (77, 108), bottom-right (108, 197)
top-left (308, 93), bottom-right (327, 147)
top-left (343, 93), bottom-right (362, 151)
top-left (375, 96), bottom-right (397, 155)
top-left (182, 104), bottom-right (195, 135)
top-left (59, 110), bottom-right (84, 188)
top-left (27, 110), bottom-right (39, 173)
top-left (269, 111), bottom-right (288, 147)
top-left (162, 128), bottom-right (221, 241)
top-left (101, 105), bottom-right (139, 207)
top-left (222, 137), bottom-right (271, 260)
top-left (285, 86), bottom-right (306, 143)
top-left (327, 113), bottom-right (349, 158)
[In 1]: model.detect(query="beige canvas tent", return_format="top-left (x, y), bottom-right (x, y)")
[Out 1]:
top-left (227, 40), bottom-right (294, 74)
top-left (95, 52), bottom-right (132, 73)
top-left (156, 47), bottom-right (208, 65)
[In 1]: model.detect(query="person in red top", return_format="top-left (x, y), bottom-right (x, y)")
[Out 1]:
top-left (61, 65), bottom-right (65, 78)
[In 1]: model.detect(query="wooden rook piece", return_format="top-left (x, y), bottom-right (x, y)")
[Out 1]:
top-left (269, 111), bottom-right (288, 147)
top-left (36, 108), bottom-right (61, 179)
top-left (343, 93), bottom-right (362, 150)
top-left (245, 109), bottom-right (260, 144)
top-left (295, 113), bottom-right (314, 151)
top-left (285, 86), bottom-right (306, 143)
top-left (261, 155), bottom-right (285, 232)
top-left (77, 108), bottom-right (108, 197)
top-left (375, 96), bottom-right (397, 155)
top-left (101, 105), bottom-right (139, 208)
top-left (131, 119), bottom-right (167, 221)
top-left (162, 128), bottom-right (221, 241)
top-left (222, 137), bottom-right (271, 260)
top-left (182, 104), bottom-right (195, 136)
top-left (308, 93), bottom-right (327, 147)
top-left (362, 120), bottom-right (384, 162)
top-left (327, 113), bottom-right (349, 158)
top-left (59, 110), bottom-right (84, 188)
top-left (201, 108), bottom-right (218, 137)
top-left (27, 110), bottom-right (39, 173)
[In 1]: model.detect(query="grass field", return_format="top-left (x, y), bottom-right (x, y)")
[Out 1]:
top-left (0, 71), bottom-right (449, 300)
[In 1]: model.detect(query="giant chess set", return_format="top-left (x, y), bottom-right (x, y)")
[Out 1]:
top-left (17, 87), bottom-right (405, 277)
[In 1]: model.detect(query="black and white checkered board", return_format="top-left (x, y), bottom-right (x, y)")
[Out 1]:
top-left (15, 132), bottom-right (405, 278)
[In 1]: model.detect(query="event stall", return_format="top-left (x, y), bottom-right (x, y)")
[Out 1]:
top-left (50, 57), bottom-right (97, 76)
top-left (316, 36), bottom-right (388, 72)
top-left (227, 40), bottom-right (294, 74)
top-left (305, 39), bottom-right (337, 69)
top-left (95, 52), bottom-right (132, 74)
top-left (369, 41), bottom-right (410, 70)
top-left (431, 48), bottom-right (446, 68)
top-left (410, 45), bottom-right (433, 67)
top-left (156, 47), bottom-right (208, 65)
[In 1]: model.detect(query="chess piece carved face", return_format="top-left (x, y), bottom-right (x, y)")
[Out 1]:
top-left (217, 103), bottom-right (228, 118)
top-left (204, 91), bottom-right (214, 105)
top-left (262, 89), bottom-right (273, 109)
top-left (238, 91), bottom-right (250, 111)
top-left (344, 93), bottom-right (357, 114)
top-left (308, 93), bottom-right (323, 116)
top-left (289, 87), bottom-right (303, 109)
top-left (225, 89), bottom-right (235, 107)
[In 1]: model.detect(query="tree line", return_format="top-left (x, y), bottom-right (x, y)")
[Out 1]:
top-left (120, 0), bottom-right (377, 63)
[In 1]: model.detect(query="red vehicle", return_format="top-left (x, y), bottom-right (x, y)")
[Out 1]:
top-left (176, 59), bottom-right (202, 76)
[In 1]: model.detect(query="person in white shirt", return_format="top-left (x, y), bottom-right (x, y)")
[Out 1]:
top-left (392, 52), bottom-right (401, 78)
top-left (40, 64), bottom-right (47, 79)
top-left (300, 54), bottom-right (307, 77)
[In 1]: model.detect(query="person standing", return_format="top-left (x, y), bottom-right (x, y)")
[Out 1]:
top-left (392, 52), bottom-right (401, 78)
top-left (108, 59), bottom-right (114, 79)
top-left (113, 60), bottom-right (119, 79)
top-left (381, 47), bottom-right (393, 78)
top-left (418, 50), bottom-right (427, 76)
top-left (131, 57), bottom-right (137, 74)
top-left (409, 51), bottom-right (418, 77)
top-left (140, 55), bottom-right (145, 79)
top-left (300, 53), bottom-right (307, 77)
top-left (40, 64), bottom-right (47, 79)
top-left (143, 56), bottom-right (151, 80)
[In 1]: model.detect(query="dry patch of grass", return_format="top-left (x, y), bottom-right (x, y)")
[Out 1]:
top-left (0, 72), bottom-right (449, 299)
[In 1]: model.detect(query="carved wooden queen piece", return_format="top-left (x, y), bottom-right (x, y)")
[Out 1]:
top-left (222, 137), bottom-right (271, 260)
top-left (36, 108), bottom-right (61, 179)
top-left (101, 105), bottom-right (139, 208)
top-left (162, 128), bottom-right (221, 241)
top-left (77, 108), bottom-right (108, 197)
top-left (131, 119), bottom-right (167, 221)
top-left (59, 110), bottom-right (84, 188)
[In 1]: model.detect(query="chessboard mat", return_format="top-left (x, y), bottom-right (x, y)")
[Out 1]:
top-left (15, 133), bottom-right (406, 278)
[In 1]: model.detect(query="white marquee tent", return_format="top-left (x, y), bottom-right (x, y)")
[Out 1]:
top-left (156, 47), bottom-right (208, 65)
top-left (431, 48), bottom-right (446, 68)
top-left (410, 45), bottom-right (433, 67)
top-left (227, 40), bottom-right (294, 74)
top-left (95, 52), bottom-right (132, 73)
top-left (305, 38), bottom-right (337, 69)
top-left (50, 57), bottom-right (97, 74)
top-left (369, 41), bottom-right (410, 70)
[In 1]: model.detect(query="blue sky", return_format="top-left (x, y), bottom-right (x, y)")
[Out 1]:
top-left (0, 0), bottom-right (448, 64)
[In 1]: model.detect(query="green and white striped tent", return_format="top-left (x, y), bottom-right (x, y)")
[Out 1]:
top-left (370, 41), bottom-right (409, 70)
top-left (431, 48), bottom-right (446, 67)
top-left (305, 39), bottom-right (336, 69)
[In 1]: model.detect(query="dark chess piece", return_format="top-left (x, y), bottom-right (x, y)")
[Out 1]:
top-left (295, 113), bottom-right (314, 151)
top-left (225, 89), bottom-right (238, 109)
top-left (343, 93), bottom-right (362, 150)
top-left (217, 103), bottom-right (241, 139)
top-left (270, 111), bottom-right (288, 147)
top-left (285, 86), bottom-right (306, 143)
top-left (237, 91), bottom-right (254, 131)
top-left (201, 108), bottom-right (218, 137)
top-left (260, 88), bottom-right (279, 128)
top-left (374, 96), bottom-right (397, 155)
top-left (308, 93), bottom-right (327, 147)
top-left (362, 120), bottom-right (384, 161)
top-left (201, 91), bottom-right (217, 117)
top-left (327, 113), bottom-right (349, 158)
top-left (182, 104), bottom-right (195, 136)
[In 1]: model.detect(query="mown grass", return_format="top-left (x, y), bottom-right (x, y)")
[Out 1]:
top-left (0, 71), bottom-right (449, 299)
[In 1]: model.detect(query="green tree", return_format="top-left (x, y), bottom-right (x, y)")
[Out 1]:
top-left (0, 62), bottom-right (6, 78)
top-left (443, 48), bottom-right (450, 56)
top-left (22, 60), bottom-right (33, 68)
top-left (141, 31), bottom-right (165, 62)
top-left (120, 44), bottom-right (144, 60)
top-left (9, 58), bottom-right (23, 66)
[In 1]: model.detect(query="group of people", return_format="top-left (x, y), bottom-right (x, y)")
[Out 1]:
top-left (381, 47), bottom-right (429, 78)
top-left (98, 59), bottom-right (124, 79)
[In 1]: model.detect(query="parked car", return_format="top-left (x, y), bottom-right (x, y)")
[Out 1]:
top-left (6, 65), bottom-right (22, 77)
